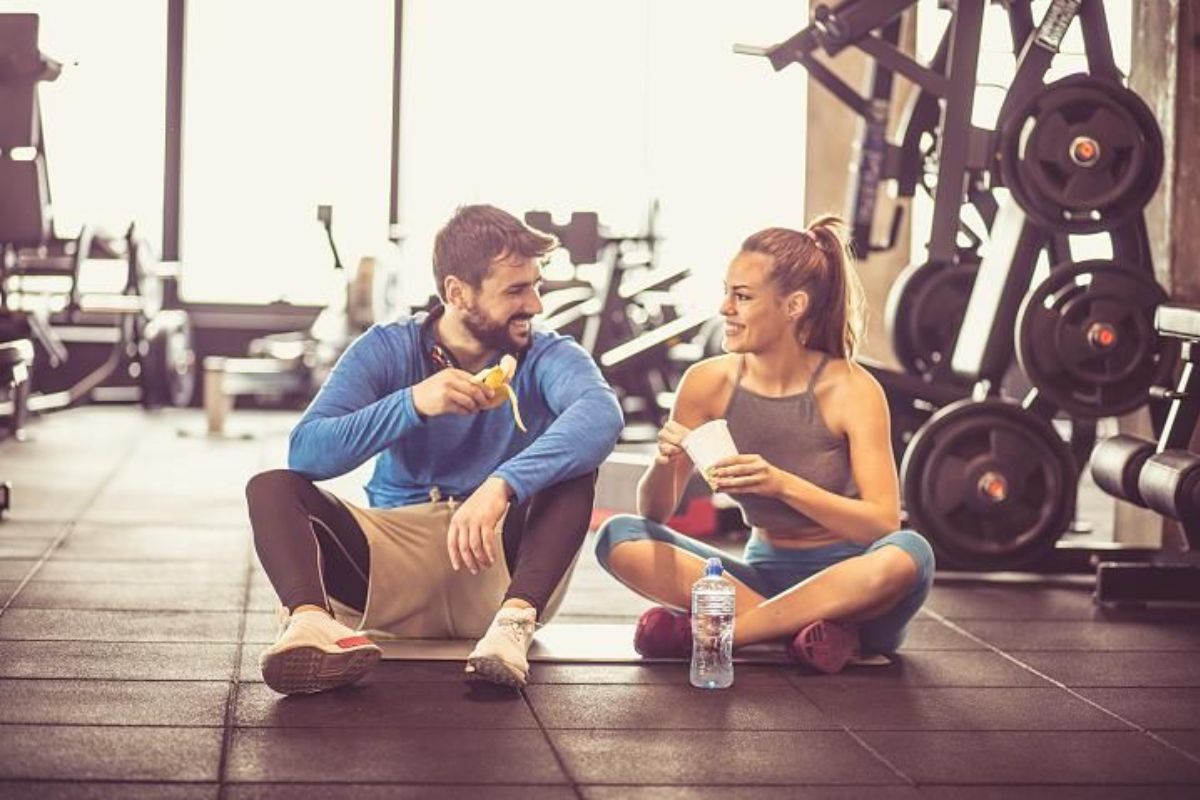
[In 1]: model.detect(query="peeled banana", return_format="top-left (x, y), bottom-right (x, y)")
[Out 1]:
top-left (472, 354), bottom-right (526, 432)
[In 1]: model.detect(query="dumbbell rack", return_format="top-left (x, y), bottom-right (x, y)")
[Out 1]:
top-left (1090, 304), bottom-right (1200, 605)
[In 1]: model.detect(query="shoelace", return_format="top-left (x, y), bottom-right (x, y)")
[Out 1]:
top-left (496, 617), bottom-right (536, 646)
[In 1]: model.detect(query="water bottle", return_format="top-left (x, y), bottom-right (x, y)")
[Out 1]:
top-left (690, 557), bottom-right (735, 689)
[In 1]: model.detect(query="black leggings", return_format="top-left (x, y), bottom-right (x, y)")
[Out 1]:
top-left (245, 469), bottom-right (596, 616)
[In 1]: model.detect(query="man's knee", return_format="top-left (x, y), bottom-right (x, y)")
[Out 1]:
top-left (245, 468), bottom-right (310, 508)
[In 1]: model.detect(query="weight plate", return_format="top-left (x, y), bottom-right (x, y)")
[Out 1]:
top-left (900, 398), bottom-right (1076, 570)
top-left (886, 259), bottom-right (978, 377)
top-left (141, 310), bottom-right (196, 408)
top-left (998, 75), bottom-right (1163, 233)
top-left (1017, 260), bottom-right (1170, 418)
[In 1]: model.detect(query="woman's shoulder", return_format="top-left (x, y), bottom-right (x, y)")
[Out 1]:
top-left (818, 356), bottom-right (887, 415)
top-left (675, 354), bottom-right (738, 417)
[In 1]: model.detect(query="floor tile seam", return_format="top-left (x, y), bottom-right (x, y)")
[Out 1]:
top-left (0, 721), bottom-right (226, 729)
top-left (921, 606), bottom-right (1200, 768)
top-left (521, 687), bottom-right (586, 799)
top-left (0, 437), bottom-right (144, 621)
top-left (216, 541), bottom-right (256, 794)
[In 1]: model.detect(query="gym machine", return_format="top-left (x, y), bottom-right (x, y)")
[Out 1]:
top-left (739, 0), bottom-right (1174, 570)
top-left (525, 207), bottom-right (713, 438)
top-left (1090, 304), bottom-right (1200, 605)
top-left (0, 13), bottom-right (196, 418)
top-left (201, 204), bottom-right (397, 436)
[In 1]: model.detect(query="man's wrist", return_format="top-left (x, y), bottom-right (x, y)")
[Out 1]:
top-left (486, 475), bottom-right (515, 501)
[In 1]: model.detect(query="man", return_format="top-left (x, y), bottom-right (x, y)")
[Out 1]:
top-left (245, 204), bottom-right (624, 692)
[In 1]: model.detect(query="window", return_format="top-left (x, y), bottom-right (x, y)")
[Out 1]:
top-left (397, 0), bottom-right (809, 308)
top-left (180, 0), bottom-right (393, 304)
top-left (2, 0), bottom-right (166, 250)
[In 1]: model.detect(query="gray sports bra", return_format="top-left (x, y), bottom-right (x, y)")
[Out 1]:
top-left (722, 354), bottom-right (859, 530)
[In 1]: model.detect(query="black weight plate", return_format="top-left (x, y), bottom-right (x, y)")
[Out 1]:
top-left (998, 75), bottom-right (1163, 234)
top-left (900, 398), bottom-right (1076, 571)
top-left (1017, 261), bottom-right (1170, 418)
top-left (886, 261), bottom-right (978, 378)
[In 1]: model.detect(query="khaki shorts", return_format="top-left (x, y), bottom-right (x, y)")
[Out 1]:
top-left (330, 497), bottom-right (574, 639)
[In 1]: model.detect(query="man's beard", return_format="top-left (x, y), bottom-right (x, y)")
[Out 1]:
top-left (462, 304), bottom-right (532, 354)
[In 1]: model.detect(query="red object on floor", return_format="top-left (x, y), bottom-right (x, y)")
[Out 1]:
top-left (590, 496), bottom-right (719, 537)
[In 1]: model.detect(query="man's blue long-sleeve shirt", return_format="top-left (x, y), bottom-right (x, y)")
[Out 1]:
top-left (287, 311), bottom-right (624, 507)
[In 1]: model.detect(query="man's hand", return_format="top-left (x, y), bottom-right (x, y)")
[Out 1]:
top-left (446, 477), bottom-right (512, 574)
top-left (711, 454), bottom-right (786, 497)
top-left (412, 368), bottom-right (495, 419)
top-left (655, 420), bottom-right (692, 465)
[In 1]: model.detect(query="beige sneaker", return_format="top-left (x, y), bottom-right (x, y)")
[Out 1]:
top-left (259, 609), bottom-right (382, 695)
top-left (465, 606), bottom-right (537, 688)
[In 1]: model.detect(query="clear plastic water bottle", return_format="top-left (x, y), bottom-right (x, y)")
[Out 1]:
top-left (690, 557), bottom-right (735, 689)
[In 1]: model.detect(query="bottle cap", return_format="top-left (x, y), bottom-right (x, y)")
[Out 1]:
top-left (705, 557), bottom-right (723, 577)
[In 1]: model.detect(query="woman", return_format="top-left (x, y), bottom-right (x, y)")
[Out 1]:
top-left (594, 216), bottom-right (934, 674)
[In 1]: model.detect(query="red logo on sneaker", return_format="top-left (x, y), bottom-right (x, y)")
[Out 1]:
top-left (336, 636), bottom-right (373, 649)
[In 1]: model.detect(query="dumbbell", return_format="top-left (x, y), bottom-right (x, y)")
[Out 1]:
top-left (1090, 434), bottom-right (1157, 507)
top-left (1138, 450), bottom-right (1200, 523)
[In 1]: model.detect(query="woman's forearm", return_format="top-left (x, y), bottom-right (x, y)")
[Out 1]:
top-left (775, 472), bottom-right (900, 544)
top-left (636, 460), bottom-right (684, 522)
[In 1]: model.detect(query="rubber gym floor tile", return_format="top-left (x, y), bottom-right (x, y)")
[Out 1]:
top-left (235, 680), bottom-right (539, 729)
top-left (225, 727), bottom-right (567, 783)
top-left (787, 649), bottom-right (1049, 688)
top-left (35, 558), bottom-right (247, 584)
top-left (798, 686), bottom-right (1126, 731)
top-left (926, 584), bottom-right (1101, 620)
top-left (548, 730), bottom-right (903, 785)
top-left (918, 787), bottom-right (1200, 800)
top-left (581, 788), bottom-right (924, 800)
top-left (958, 620), bottom-right (1200, 651)
top-left (889, 619), bottom-right (984, 650)
top-left (0, 558), bottom-right (37, 579)
top-left (0, 608), bottom-right (243, 642)
top-left (0, 640), bottom-right (238, 680)
top-left (0, 724), bottom-right (223, 781)
top-left (1073, 688), bottom-right (1200, 729)
top-left (11, 580), bottom-right (246, 611)
top-left (527, 663), bottom-right (793, 686)
top-left (223, 785), bottom-right (577, 800)
top-left (0, 679), bottom-right (229, 726)
top-left (856, 730), bottom-right (1200, 784)
top-left (242, 611), bottom-right (285, 643)
top-left (526, 681), bottom-right (837, 730)
top-left (0, 537), bottom-right (53, 559)
top-left (0, 782), bottom-right (220, 800)
top-left (1002, 650), bottom-right (1200, 688)
top-left (238, 651), bottom-right (477, 684)
top-left (51, 531), bottom-right (248, 564)
top-left (1154, 730), bottom-right (1200, 760)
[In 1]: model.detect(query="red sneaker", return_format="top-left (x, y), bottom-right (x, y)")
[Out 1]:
top-left (788, 619), bottom-right (860, 675)
top-left (633, 606), bottom-right (692, 658)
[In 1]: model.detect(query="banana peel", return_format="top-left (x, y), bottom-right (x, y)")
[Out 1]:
top-left (471, 354), bottom-right (526, 432)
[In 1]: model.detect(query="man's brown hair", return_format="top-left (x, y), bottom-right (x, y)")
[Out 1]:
top-left (432, 205), bottom-right (558, 299)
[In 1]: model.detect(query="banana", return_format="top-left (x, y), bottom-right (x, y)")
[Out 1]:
top-left (471, 354), bottom-right (526, 432)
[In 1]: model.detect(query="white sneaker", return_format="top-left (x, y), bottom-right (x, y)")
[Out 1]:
top-left (465, 606), bottom-right (537, 687)
top-left (259, 609), bottom-right (382, 695)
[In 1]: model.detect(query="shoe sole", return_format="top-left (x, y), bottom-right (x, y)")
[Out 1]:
top-left (465, 655), bottom-right (527, 688)
top-left (261, 645), bottom-right (381, 695)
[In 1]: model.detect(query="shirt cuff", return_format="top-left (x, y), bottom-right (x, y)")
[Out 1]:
top-left (490, 470), bottom-right (527, 505)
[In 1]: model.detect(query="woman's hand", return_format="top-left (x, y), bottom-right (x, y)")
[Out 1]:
top-left (711, 454), bottom-right (787, 497)
top-left (655, 420), bottom-right (692, 465)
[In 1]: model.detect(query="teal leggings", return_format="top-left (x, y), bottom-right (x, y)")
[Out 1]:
top-left (594, 514), bottom-right (935, 655)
